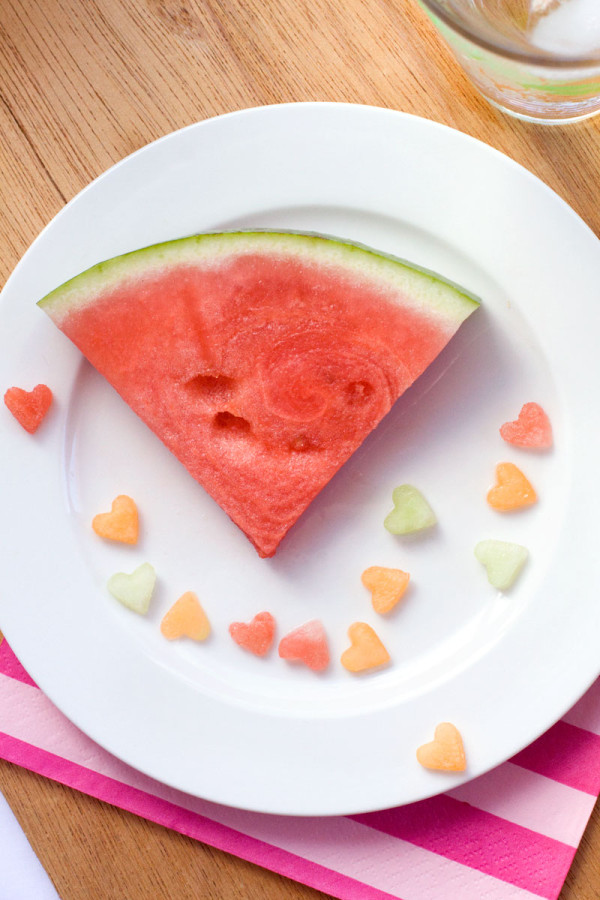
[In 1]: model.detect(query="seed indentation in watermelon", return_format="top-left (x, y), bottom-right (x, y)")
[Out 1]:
top-left (212, 411), bottom-right (252, 434)
top-left (185, 373), bottom-right (237, 402)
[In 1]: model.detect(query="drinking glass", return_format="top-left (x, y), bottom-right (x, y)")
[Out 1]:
top-left (418, 0), bottom-right (600, 123)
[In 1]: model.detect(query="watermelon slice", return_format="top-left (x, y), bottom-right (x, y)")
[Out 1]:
top-left (38, 231), bottom-right (479, 557)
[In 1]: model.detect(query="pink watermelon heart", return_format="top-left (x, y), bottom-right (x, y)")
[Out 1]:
top-left (500, 402), bottom-right (552, 449)
top-left (4, 384), bottom-right (52, 434)
top-left (278, 619), bottom-right (330, 672)
top-left (229, 611), bottom-right (276, 656)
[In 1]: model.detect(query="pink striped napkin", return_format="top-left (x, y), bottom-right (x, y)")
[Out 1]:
top-left (1, 635), bottom-right (598, 900)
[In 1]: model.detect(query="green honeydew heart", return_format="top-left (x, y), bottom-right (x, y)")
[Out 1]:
top-left (107, 562), bottom-right (156, 615)
top-left (384, 484), bottom-right (437, 535)
top-left (474, 540), bottom-right (528, 591)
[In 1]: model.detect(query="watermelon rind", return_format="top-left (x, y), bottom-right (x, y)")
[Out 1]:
top-left (38, 230), bottom-right (480, 323)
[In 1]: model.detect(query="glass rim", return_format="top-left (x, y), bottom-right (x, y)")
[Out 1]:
top-left (418, 0), bottom-right (600, 68)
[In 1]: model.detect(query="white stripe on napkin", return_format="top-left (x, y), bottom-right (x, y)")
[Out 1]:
top-left (448, 762), bottom-right (596, 844)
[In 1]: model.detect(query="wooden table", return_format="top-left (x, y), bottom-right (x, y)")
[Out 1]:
top-left (1, 1), bottom-right (599, 897)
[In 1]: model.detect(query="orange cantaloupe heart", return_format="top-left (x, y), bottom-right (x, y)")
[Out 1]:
top-left (487, 462), bottom-right (537, 512)
top-left (416, 722), bottom-right (466, 772)
top-left (361, 566), bottom-right (410, 614)
top-left (160, 591), bottom-right (211, 641)
top-left (92, 495), bottom-right (139, 544)
top-left (341, 622), bottom-right (390, 673)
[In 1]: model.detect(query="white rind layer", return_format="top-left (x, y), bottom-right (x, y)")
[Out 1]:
top-left (38, 230), bottom-right (480, 325)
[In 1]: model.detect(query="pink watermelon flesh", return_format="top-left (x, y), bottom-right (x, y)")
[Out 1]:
top-left (38, 232), bottom-right (479, 557)
top-left (278, 619), bottom-right (330, 671)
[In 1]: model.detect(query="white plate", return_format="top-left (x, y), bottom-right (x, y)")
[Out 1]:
top-left (1, 103), bottom-right (599, 816)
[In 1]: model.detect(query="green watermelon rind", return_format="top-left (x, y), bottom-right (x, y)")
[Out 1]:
top-left (37, 230), bottom-right (480, 324)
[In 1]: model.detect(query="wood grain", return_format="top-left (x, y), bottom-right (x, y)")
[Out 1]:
top-left (1, 0), bottom-right (600, 897)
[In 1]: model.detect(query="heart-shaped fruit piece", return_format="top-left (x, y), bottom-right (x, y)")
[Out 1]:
top-left (341, 622), bottom-right (390, 673)
top-left (475, 539), bottom-right (528, 590)
top-left (107, 562), bottom-right (156, 615)
top-left (161, 591), bottom-right (211, 641)
top-left (229, 611), bottom-right (275, 656)
top-left (278, 619), bottom-right (330, 671)
top-left (500, 402), bottom-right (552, 450)
top-left (92, 495), bottom-right (139, 544)
top-left (384, 484), bottom-right (436, 535)
top-left (487, 462), bottom-right (537, 511)
top-left (4, 384), bottom-right (52, 433)
top-left (361, 566), bottom-right (410, 614)
top-left (416, 722), bottom-right (466, 772)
